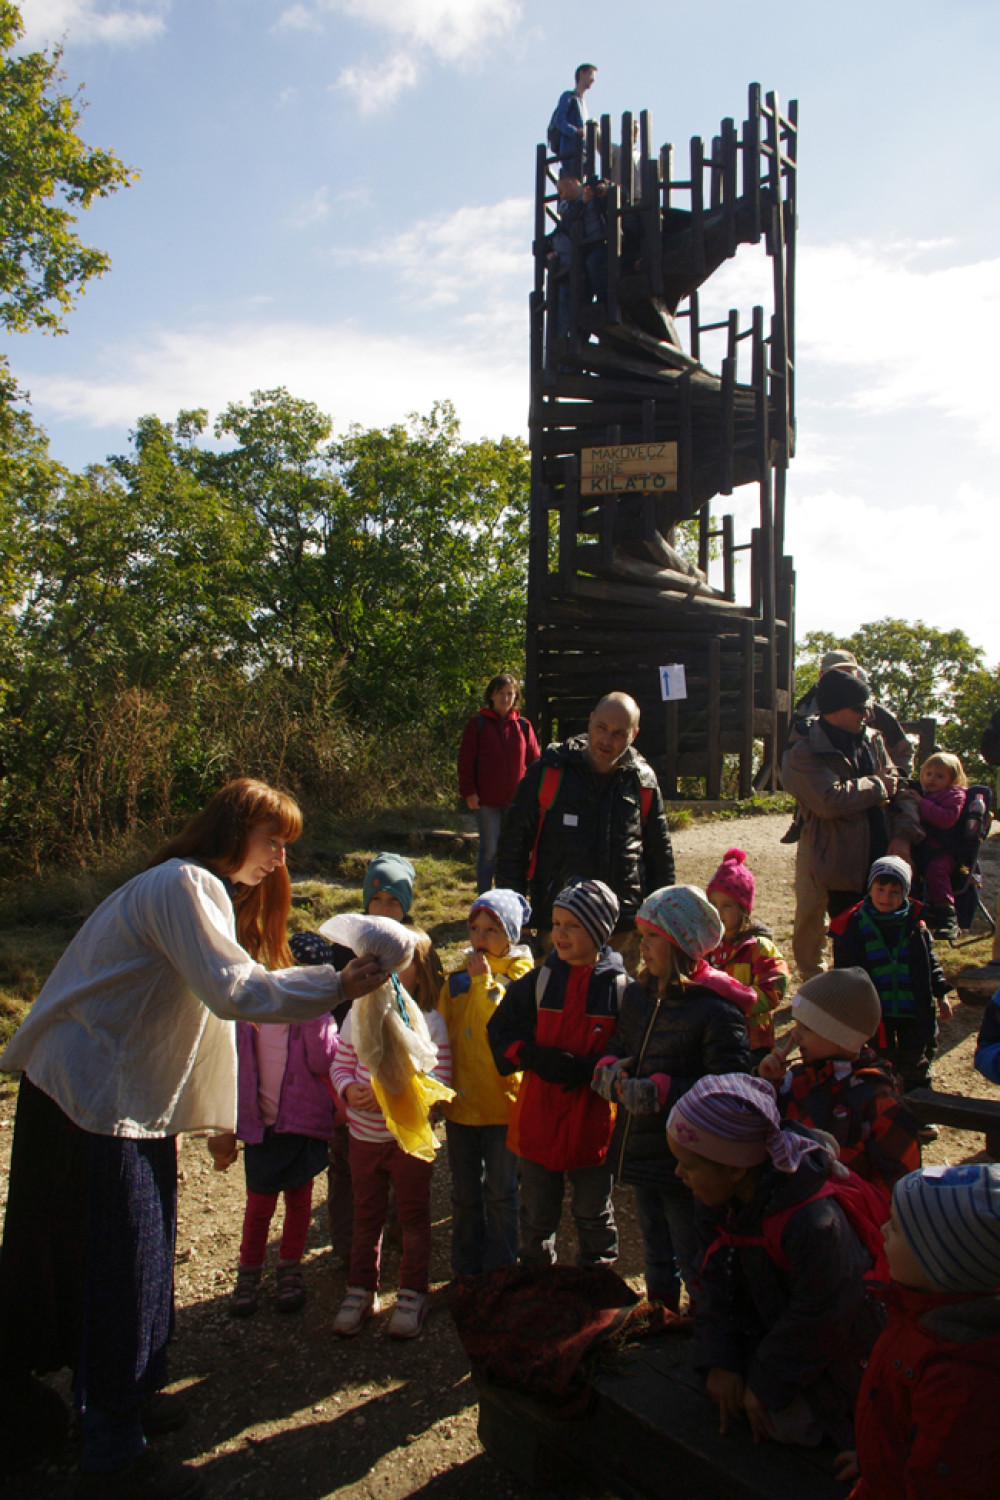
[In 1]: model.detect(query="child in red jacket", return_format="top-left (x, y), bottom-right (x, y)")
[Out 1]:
top-left (836, 1164), bottom-right (1000, 1498)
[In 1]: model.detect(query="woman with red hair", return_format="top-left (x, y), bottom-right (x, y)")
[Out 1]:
top-left (0, 779), bottom-right (387, 1497)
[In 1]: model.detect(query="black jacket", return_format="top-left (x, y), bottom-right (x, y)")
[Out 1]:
top-left (605, 977), bottom-right (750, 1188)
top-left (830, 899), bottom-right (950, 1016)
top-left (692, 1130), bottom-right (886, 1448)
top-left (494, 735), bottom-right (674, 932)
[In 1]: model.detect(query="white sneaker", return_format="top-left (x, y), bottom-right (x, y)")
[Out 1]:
top-left (388, 1288), bottom-right (429, 1339)
top-left (333, 1285), bottom-right (378, 1337)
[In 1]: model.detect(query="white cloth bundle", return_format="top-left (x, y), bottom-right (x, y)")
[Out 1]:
top-left (317, 913), bottom-right (434, 1094)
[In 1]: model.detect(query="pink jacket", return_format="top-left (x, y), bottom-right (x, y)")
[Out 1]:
top-left (236, 1016), bottom-right (339, 1144)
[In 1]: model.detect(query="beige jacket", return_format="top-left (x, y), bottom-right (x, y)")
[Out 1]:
top-left (780, 719), bottom-right (923, 892)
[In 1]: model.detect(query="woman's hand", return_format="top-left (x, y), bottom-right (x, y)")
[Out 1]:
top-left (340, 954), bottom-right (389, 1001)
top-left (207, 1132), bottom-right (238, 1171)
top-left (466, 793), bottom-right (480, 810)
top-left (345, 1082), bottom-right (379, 1112)
top-left (706, 1368), bottom-right (745, 1435)
top-left (834, 1450), bottom-right (859, 1483)
top-left (743, 1386), bottom-right (775, 1444)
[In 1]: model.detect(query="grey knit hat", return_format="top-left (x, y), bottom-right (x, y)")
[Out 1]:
top-left (791, 967), bottom-right (881, 1053)
top-left (868, 856), bottom-right (912, 898)
top-left (894, 1165), bottom-right (1000, 1292)
top-left (552, 879), bottom-right (620, 949)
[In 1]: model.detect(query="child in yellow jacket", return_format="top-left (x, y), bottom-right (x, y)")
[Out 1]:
top-left (437, 889), bottom-right (534, 1275)
top-left (706, 848), bottom-right (790, 1062)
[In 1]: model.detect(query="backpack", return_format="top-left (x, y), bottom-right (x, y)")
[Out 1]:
top-left (701, 1169), bottom-right (890, 1288)
top-left (525, 764), bottom-right (655, 880)
top-left (546, 103), bottom-right (565, 156)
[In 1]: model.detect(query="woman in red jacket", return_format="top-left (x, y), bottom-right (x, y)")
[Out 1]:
top-left (458, 674), bottom-right (540, 893)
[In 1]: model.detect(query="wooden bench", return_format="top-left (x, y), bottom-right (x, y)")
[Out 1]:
top-left (476, 1334), bottom-right (845, 1499)
top-left (903, 1087), bottom-right (1000, 1159)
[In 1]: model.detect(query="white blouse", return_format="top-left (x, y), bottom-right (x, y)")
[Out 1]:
top-left (0, 859), bottom-right (344, 1139)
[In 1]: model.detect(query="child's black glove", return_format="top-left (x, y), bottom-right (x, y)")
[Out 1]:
top-left (520, 1042), bottom-right (595, 1089)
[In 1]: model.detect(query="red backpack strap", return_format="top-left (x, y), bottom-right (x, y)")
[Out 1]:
top-left (705, 1176), bottom-right (890, 1285)
top-left (526, 765), bottom-right (563, 881)
top-left (639, 783), bottom-right (653, 825)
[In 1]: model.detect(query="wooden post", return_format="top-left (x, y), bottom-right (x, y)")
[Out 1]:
top-left (723, 513), bottom-right (735, 600)
top-left (605, 183), bottom-right (620, 324)
top-left (708, 635), bottom-right (722, 799)
top-left (739, 617), bottom-right (755, 798)
top-left (690, 135), bottom-right (705, 277)
top-left (664, 701), bottom-right (679, 799)
top-left (600, 114), bottom-right (612, 180)
top-left (743, 83), bottom-right (762, 241)
top-left (621, 111), bottom-right (634, 207)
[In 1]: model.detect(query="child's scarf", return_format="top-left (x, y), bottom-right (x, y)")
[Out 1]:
top-left (856, 900), bottom-right (916, 1017)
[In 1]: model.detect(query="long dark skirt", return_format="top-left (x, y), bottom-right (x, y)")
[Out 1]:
top-left (0, 1076), bottom-right (177, 1414)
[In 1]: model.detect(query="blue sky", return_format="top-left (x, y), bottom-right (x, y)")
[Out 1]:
top-left (10, 0), bottom-right (1000, 662)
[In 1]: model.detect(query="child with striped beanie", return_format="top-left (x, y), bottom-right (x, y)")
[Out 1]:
top-left (837, 1164), bottom-right (1000, 1498)
top-left (666, 1073), bottom-right (885, 1450)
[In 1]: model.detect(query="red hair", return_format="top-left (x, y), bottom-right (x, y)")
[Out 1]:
top-left (149, 778), bottom-right (302, 967)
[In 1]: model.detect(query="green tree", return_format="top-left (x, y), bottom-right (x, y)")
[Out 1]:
top-left (795, 618), bottom-right (999, 775)
top-left (0, 1), bottom-right (136, 336)
top-left (202, 391), bottom-right (531, 726)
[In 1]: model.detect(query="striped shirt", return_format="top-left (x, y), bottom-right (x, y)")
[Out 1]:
top-left (331, 1005), bottom-right (452, 1144)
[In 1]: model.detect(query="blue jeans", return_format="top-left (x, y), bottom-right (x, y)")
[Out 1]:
top-left (519, 1158), bottom-right (617, 1268)
top-left (475, 805), bottom-right (505, 893)
top-left (632, 1183), bottom-right (700, 1305)
top-left (445, 1121), bottom-right (519, 1275)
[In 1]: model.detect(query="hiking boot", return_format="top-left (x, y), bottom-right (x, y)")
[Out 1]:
top-left (276, 1263), bottom-right (306, 1313)
top-left (926, 904), bottom-right (960, 942)
top-left (333, 1286), bottom-right (378, 1337)
top-left (229, 1266), bottom-right (261, 1318)
top-left (388, 1288), bottom-right (429, 1340)
top-left (140, 1390), bottom-right (188, 1436)
top-left (74, 1448), bottom-right (204, 1500)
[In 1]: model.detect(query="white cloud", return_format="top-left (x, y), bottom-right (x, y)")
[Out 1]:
top-left (787, 481), bottom-right (1000, 660)
top-left (20, 317), bottom-right (528, 448)
top-left (291, 0), bottom-right (520, 60)
top-left (286, 186), bottom-right (331, 228)
top-left (18, 0), bottom-right (167, 46)
top-left (335, 50), bottom-right (418, 113)
top-left (338, 196), bottom-right (531, 303)
top-left (692, 236), bottom-right (1000, 455)
top-left (281, 0), bottom-right (520, 106)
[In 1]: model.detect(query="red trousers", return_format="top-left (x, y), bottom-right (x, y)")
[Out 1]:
top-left (348, 1136), bottom-right (434, 1293)
top-left (239, 1181), bottom-right (313, 1268)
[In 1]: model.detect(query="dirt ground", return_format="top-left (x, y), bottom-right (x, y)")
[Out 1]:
top-left (2, 813), bottom-right (998, 1500)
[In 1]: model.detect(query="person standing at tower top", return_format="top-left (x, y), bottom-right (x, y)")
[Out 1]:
top-left (494, 691), bottom-right (674, 968)
top-left (549, 64), bottom-right (597, 177)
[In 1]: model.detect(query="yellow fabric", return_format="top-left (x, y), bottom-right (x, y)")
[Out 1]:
top-left (437, 948), bottom-right (534, 1127)
top-left (371, 1069), bottom-right (455, 1162)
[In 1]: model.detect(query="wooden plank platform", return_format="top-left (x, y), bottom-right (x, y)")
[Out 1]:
top-left (903, 1087), bottom-right (1000, 1158)
top-left (475, 1335), bottom-right (844, 1499)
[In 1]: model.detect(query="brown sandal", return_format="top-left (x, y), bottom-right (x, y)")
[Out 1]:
top-left (276, 1264), bottom-right (306, 1313)
top-left (229, 1267), bottom-right (261, 1318)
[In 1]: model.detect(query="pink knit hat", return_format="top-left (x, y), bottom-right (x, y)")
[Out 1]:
top-left (667, 1074), bottom-right (826, 1173)
top-left (706, 847), bottom-right (755, 913)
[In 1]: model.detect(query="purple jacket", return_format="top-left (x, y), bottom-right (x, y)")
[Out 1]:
top-left (919, 784), bottom-right (966, 855)
top-left (236, 1015), bottom-right (339, 1144)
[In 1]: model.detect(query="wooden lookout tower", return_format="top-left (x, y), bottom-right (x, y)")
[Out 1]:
top-left (527, 83), bottom-right (798, 797)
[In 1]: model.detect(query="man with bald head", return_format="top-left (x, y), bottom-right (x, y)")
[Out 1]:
top-left (495, 692), bottom-right (674, 959)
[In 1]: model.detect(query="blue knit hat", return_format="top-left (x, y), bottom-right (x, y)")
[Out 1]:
top-left (470, 889), bottom-right (531, 946)
top-left (894, 1165), bottom-right (1000, 1292)
top-left (363, 852), bottom-right (416, 915)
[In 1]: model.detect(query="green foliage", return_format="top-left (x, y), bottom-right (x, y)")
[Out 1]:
top-left (0, 392), bottom-right (530, 866)
top-left (0, 2), bottom-right (136, 336)
top-left (796, 619), bottom-right (999, 777)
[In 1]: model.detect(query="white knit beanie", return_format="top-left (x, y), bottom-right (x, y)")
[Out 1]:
top-left (791, 967), bottom-right (881, 1053)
